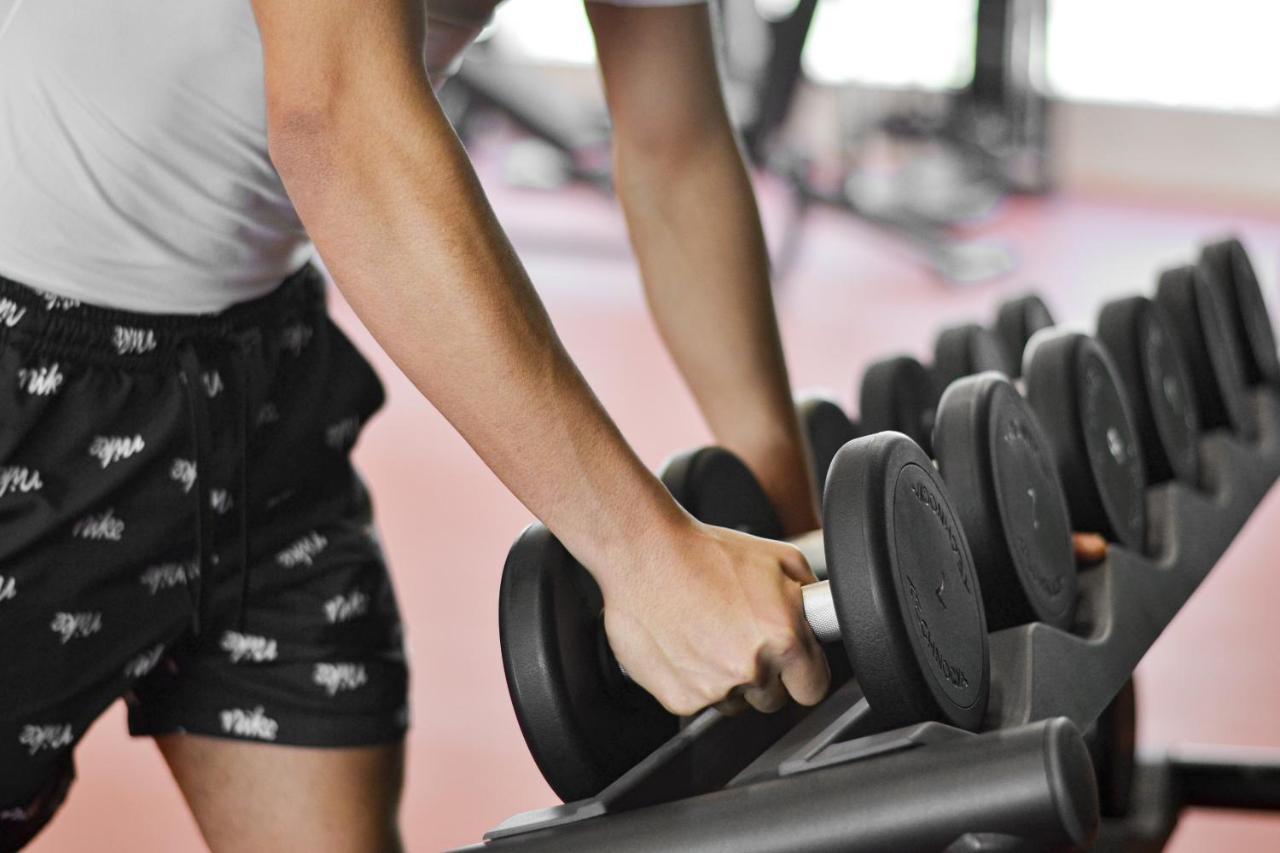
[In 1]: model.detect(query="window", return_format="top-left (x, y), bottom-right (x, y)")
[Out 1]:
top-left (483, 0), bottom-right (1280, 113)
top-left (1046, 0), bottom-right (1280, 113)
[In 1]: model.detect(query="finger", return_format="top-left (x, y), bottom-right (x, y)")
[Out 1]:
top-left (776, 542), bottom-right (818, 584)
top-left (1072, 532), bottom-right (1108, 565)
top-left (778, 623), bottom-right (832, 707)
top-left (742, 674), bottom-right (790, 714)
top-left (714, 694), bottom-right (750, 717)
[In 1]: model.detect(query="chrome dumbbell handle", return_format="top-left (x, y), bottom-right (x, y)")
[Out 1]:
top-left (801, 580), bottom-right (840, 643)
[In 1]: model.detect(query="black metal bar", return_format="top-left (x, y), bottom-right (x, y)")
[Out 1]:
top-left (1171, 748), bottom-right (1280, 811)
top-left (462, 719), bottom-right (1098, 852)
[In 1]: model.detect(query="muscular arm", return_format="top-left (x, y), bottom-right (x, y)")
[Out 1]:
top-left (587, 2), bottom-right (821, 536)
top-left (248, 0), bottom-right (829, 716)
top-left (250, 0), bottom-right (684, 574)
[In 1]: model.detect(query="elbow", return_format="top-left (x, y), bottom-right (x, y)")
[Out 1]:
top-left (263, 75), bottom-right (350, 184)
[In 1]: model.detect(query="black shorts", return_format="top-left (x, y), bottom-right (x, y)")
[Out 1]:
top-left (0, 266), bottom-right (409, 849)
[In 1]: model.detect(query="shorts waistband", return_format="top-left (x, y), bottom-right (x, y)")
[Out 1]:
top-left (0, 265), bottom-right (326, 366)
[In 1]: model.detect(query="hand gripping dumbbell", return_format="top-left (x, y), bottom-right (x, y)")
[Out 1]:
top-left (498, 433), bottom-right (991, 802)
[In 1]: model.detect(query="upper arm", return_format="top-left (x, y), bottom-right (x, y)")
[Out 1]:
top-left (585, 2), bottom-right (732, 158)
top-left (249, 0), bottom-right (429, 132)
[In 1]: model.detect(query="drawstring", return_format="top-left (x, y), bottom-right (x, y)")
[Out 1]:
top-left (232, 328), bottom-right (263, 632)
top-left (177, 344), bottom-right (210, 637)
top-left (176, 329), bottom-right (263, 637)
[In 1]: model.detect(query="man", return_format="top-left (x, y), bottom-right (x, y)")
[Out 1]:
top-left (0, 0), bottom-right (829, 849)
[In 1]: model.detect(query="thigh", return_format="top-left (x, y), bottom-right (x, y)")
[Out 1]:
top-left (156, 734), bottom-right (405, 853)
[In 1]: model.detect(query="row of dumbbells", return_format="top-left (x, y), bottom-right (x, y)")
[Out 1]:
top-left (799, 236), bottom-right (1272, 626)
top-left (497, 237), bottom-right (1275, 806)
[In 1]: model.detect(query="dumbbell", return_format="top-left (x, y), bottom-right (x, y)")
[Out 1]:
top-left (1097, 296), bottom-right (1202, 487)
top-left (499, 433), bottom-right (991, 802)
top-left (1022, 329), bottom-right (1148, 550)
top-left (994, 294), bottom-right (1057, 378)
top-left (854, 322), bottom-right (1018, 459)
top-left (933, 373), bottom-right (1078, 631)
top-left (1155, 264), bottom-right (1258, 441)
top-left (858, 355), bottom-right (937, 454)
top-left (805, 374), bottom-right (1077, 630)
top-left (795, 394), bottom-right (861, 489)
top-left (1199, 237), bottom-right (1280, 388)
top-left (933, 323), bottom-right (1016, 404)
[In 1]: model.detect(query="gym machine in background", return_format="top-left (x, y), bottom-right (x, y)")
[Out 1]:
top-left (441, 0), bottom-right (1052, 283)
top-left (722, 0), bottom-right (1050, 282)
top-left (456, 238), bottom-right (1280, 852)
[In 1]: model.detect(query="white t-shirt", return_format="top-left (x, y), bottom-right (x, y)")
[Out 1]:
top-left (0, 0), bottom-right (706, 314)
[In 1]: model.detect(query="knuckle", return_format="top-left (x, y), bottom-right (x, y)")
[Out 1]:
top-left (663, 691), bottom-right (702, 717)
top-left (765, 624), bottom-right (802, 659)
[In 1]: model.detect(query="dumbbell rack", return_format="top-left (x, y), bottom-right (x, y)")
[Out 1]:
top-left (455, 389), bottom-right (1280, 852)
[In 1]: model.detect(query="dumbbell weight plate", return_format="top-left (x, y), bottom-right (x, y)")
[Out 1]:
top-left (934, 374), bottom-right (1077, 631)
top-left (825, 433), bottom-right (990, 731)
top-left (934, 324), bottom-right (1015, 398)
top-left (995, 294), bottom-right (1056, 378)
top-left (860, 355), bottom-right (935, 455)
top-left (796, 394), bottom-right (861, 491)
top-left (498, 450), bottom-right (789, 804)
top-left (661, 448), bottom-right (787, 539)
top-left (1156, 265), bottom-right (1257, 440)
top-left (499, 525), bottom-right (676, 802)
top-left (1097, 296), bottom-right (1201, 486)
top-left (1200, 238), bottom-right (1280, 386)
top-left (1024, 330), bottom-right (1148, 549)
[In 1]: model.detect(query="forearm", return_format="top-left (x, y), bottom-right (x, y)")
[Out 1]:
top-left (269, 86), bottom-right (687, 580)
top-left (615, 132), bottom-right (820, 534)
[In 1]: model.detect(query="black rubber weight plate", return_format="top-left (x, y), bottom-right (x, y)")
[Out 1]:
top-left (1201, 238), bottom-right (1280, 386)
top-left (824, 432), bottom-right (989, 731)
top-left (995, 294), bottom-right (1056, 377)
top-left (661, 446), bottom-right (785, 540)
top-left (934, 324), bottom-right (1015, 399)
top-left (1024, 331), bottom-right (1148, 549)
top-left (1097, 296), bottom-right (1201, 487)
top-left (934, 374), bottom-right (1077, 630)
top-left (796, 395), bottom-right (861, 492)
top-left (1156, 265), bottom-right (1257, 440)
top-left (499, 524), bottom-right (676, 803)
top-left (860, 355), bottom-right (936, 455)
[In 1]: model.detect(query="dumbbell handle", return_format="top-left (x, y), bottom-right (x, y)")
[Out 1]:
top-left (742, 528), bottom-right (839, 639)
top-left (801, 579), bottom-right (841, 643)
top-left (791, 529), bottom-right (829, 580)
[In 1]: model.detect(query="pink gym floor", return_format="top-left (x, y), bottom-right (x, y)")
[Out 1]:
top-left (28, 173), bottom-right (1280, 851)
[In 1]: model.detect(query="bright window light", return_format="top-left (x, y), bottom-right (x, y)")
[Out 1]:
top-left (481, 0), bottom-right (1280, 113)
top-left (803, 0), bottom-right (976, 89)
top-left (488, 2), bottom-right (597, 64)
top-left (1046, 0), bottom-right (1280, 113)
